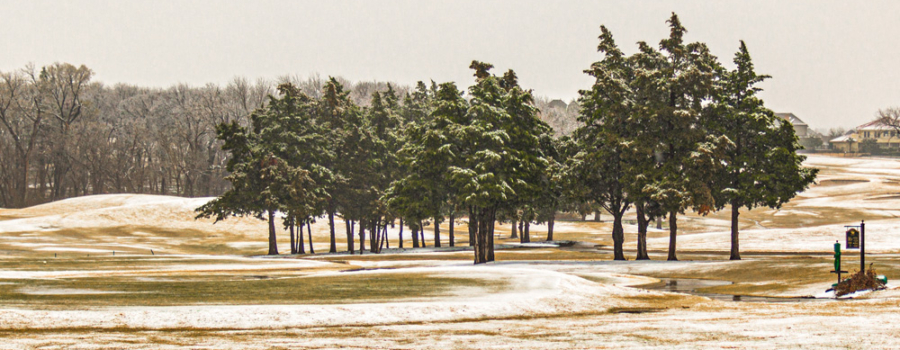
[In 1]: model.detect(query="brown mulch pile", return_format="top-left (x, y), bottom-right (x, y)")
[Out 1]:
top-left (835, 265), bottom-right (887, 297)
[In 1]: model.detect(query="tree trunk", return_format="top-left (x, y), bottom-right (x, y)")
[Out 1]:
top-left (375, 223), bottom-right (383, 253)
top-left (297, 220), bottom-right (305, 254)
top-left (412, 224), bottom-right (419, 248)
top-left (474, 207), bottom-right (498, 264)
top-left (15, 155), bottom-right (29, 208)
top-left (474, 208), bottom-right (489, 264)
top-left (667, 211), bottom-right (678, 261)
top-left (377, 221), bottom-right (382, 252)
top-left (398, 218), bottom-right (404, 249)
top-left (307, 221), bottom-right (314, 254)
top-left (383, 223), bottom-right (389, 250)
top-left (594, 210), bottom-right (601, 222)
top-left (522, 220), bottom-right (530, 243)
top-left (372, 220), bottom-right (380, 253)
top-left (267, 210), bottom-right (278, 255)
top-left (510, 219), bottom-right (518, 239)
top-left (730, 201), bottom-right (741, 260)
top-left (434, 216), bottom-right (441, 247)
top-left (581, 213), bottom-right (587, 221)
top-left (612, 211), bottom-right (626, 261)
top-left (384, 222), bottom-right (390, 249)
top-left (635, 204), bottom-right (650, 260)
top-left (289, 219), bottom-right (296, 254)
top-left (359, 223), bottom-right (366, 254)
top-left (488, 208), bottom-right (496, 262)
top-left (448, 213), bottom-right (455, 247)
top-left (546, 214), bottom-right (555, 241)
top-left (328, 209), bottom-right (337, 253)
top-left (345, 219), bottom-right (355, 254)
top-left (468, 207), bottom-right (477, 247)
top-left (369, 219), bottom-right (377, 253)
top-left (419, 220), bottom-right (426, 248)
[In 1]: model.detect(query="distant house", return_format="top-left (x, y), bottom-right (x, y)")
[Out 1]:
top-left (829, 120), bottom-right (900, 152)
top-left (829, 134), bottom-right (858, 153)
top-left (776, 112), bottom-right (823, 149)
top-left (548, 99), bottom-right (567, 110)
top-left (775, 113), bottom-right (808, 138)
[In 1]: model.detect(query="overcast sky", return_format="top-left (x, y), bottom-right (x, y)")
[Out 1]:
top-left (3, 0), bottom-right (899, 130)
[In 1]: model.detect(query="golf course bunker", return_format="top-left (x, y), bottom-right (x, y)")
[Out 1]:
top-left (865, 194), bottom-right (900, 201)
top-left (638, 278), bottom-right (826, 303)
top-left (816, 178), bottom-right (870, 186)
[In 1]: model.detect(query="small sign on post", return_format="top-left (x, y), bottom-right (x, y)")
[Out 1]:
top-left (843, 220), bottom-right (867, 274)
top-left (846, 228), bottom-right (860, 249)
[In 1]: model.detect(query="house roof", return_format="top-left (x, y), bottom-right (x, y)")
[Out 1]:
top-left (548, 99), bottom-right (567, 110)
top-left (775, 113), bottom-right (808, 126)
top-left (830, 135), bottom-right (855, 143)
top-left (856, 119), bottom-right (894, 131)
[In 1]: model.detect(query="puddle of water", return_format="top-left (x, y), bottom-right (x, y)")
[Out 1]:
top-left (609, 307), bottom-right (666, 314)
top-left (638, 278), bottom-right (825, 303)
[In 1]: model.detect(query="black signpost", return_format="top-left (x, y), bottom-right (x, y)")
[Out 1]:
top-left (861, 220), bottom-right (866, 274)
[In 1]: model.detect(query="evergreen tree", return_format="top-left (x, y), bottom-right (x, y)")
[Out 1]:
top-left (452, 61), bottom-right (549, 263)
top-left (387, 81), bottom-right (440, 248)
top-left (621, 43), bottom-right (664, 260)
top-left (196, 83), bottom-right (323, 255)
top-left (634, 13), bottom-right (724, 261)
top-left (319, 78), bottom-right (364, 253)
top-left (194, 120), bottom-right (277, 254)
top-left (387, 82), bottom-right (465, 249)
top-left (712, 41), bottom-right (818, 260)
top-left (569, 26), bottom-right (638, 260)
top-left (251, 83), bottom-right (332, 254)
top-left (534, 133), bottom-right (568, 241)
top-left (362, 87), bottom-right (405, 252)
top-left (391, 62), bottom-right (548, 263)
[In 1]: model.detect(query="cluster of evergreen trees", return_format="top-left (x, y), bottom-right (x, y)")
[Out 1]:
top-left (568, 15), bottom-right (817, 262)
top-left (198, 13), bottom-right (817, 263)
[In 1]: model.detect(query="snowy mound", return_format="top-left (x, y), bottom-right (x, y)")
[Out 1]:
top-left (8, 194), bottom-right (208, 218)
top-left (0, 194), bottom-right (269, 235)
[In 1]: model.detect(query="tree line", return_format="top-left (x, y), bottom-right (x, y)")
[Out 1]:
top-left (0, 62), bottom-right (578, 210)
top-left (198, 13), bottom-right (817, 263)
top-left (0, 64), bottom-right (265, 207)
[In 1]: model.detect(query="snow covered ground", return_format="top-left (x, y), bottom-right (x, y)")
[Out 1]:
top-left (647, 219), bottom-right (900, 253)
top-left (0, 266), bottom-right (654, 330)
top-left (2, 155), bottom-right (900, 348)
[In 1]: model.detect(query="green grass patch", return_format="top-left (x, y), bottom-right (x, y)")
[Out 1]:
top-left (0, 272), bottom-right (505, 309)
top-left (0, 256), bottom-right (266, 271)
